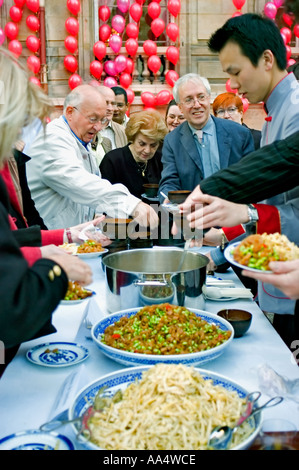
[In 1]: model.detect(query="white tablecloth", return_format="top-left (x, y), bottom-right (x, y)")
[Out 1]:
top-left (1, 248), bottom-right (299, 448)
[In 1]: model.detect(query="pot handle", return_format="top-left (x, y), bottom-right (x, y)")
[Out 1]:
top-left (134, 280), bottom-right (169, 287)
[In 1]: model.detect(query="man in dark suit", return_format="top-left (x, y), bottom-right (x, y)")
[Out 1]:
top-left (159, 74), bottom-right (254, 201)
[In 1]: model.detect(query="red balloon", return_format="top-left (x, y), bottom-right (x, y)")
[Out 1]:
top-left (141, 91), bottom-right (156, 108)
top-left (125, 38), bottom-right (139, 56)
top-left (282, 13), bottom-right (295, 27)
top-left (280, 27), bottom-right (292, 44)
top-left (242, 97), bottom-right (249, 113)
top-left (9, 6), bottom-right (23, 22)
top-left (119, 72), bottom-right (132, 89)
top-left (29, 76), bottom-right (41, 87)
top-left (136, 0), bottom-right (146, 4)
top-left (69, 73), bottom-right (82, 90)
top-left (4, 22), bottom-right (19, 40)
top-left (67, 0), bottom-right (81, 16)
top-left (286, 45), bottom-right (292, 61)
top-left (125, 57), bottom-right (134, 74)
top-left (167, 0), bottom-right (181, 17)
top-left (165, 69), bottom-right (179, 87)
top-left (294, 24), bottom-right (299, 39)
top-left (90, 60), bottom-right (103, 79)
top-left (26, 0), bottom-right (40, 13)
top-left (147, 55), bottom-right (161, 74)
top-left (27, 55), bottom-right (41, 74)
top-left (65, 35), bottom-right (78, 54)
top-left (126, 23), bottom-right (139, 39)
top-left (156, 90), bottom-right (172, 106)
top-left (64, 55), bottom-right (78, 73)
top-left (99, 24), bottom-right (111, 42)
top-left (26, 15), bottom-right (40, 32)
top-left (166, 46), bottom-right (179, 65)
top-left (232, 11), bottom-right (242, 17)
top-left (129, 3), bottom-right (143, 23)
top-left (93, 41), bottom-right (107, 61)
top-left (26, 35), bottom-right (40, 53)
top-left (148, 2), bottom-right (161, 20)
top-left (126, 88), bottom-right (135, 104)
top-left (8, 39), bottom-right (22, 57)
top-left (143, 39), bottom-right (157, 56)
top-left (65, 17), bottom-right (79, 36)
top-left (232, 0), bottom-right (246, 8)
top-left (166, 23), bottom-right (179, 42)
top-left (98, 5), bottom-right (111, 22)
top-left (14, 0), bottom-right (26, 7)
top-left (151, 18), bottom-right (165, 38)
top-left (225, 79), bottom-right (237, 93)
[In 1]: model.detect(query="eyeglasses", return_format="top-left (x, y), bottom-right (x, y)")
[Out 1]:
top-left (216, 107), bottom-right (239, 117)
top-left (73, 107), bottom-right (108, 125)
top-left (182, 94), bottom-right (208, 107)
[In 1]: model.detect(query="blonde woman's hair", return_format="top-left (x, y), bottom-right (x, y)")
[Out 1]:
top-left (125, 109), bottom-right (168, 143)
top-left (0, 48), bottom-right (51, 163)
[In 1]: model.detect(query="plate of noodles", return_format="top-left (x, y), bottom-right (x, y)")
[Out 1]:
top-left (69, 363), bottom-right (262, 450)
top-left (224, 233), bottom-right (299, 273)
top-left (91, 304), bottom-right (234, 367)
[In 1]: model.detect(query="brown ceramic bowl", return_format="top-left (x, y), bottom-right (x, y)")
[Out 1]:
top-left (217, 309), bottom-right (252, 338)
top-left (143, 184), bottom-right (159, 198)
top-left (168, 190), bottom-right (192, 204)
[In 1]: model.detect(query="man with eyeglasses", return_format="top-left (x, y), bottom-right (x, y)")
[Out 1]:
top-left (159, 73), bottom-right (254, 205)
top-left (112, 86), bottom-right (130, 127)
top-left (26, 84), bottom-right (158, 231)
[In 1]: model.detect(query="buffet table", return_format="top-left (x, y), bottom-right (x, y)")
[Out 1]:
top-left (1, 247), bottom-right (299, 450)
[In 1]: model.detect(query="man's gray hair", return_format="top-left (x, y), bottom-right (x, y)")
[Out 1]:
top-left (63, 89), bottom-right (84, 113)
top-left (173, 73), bottom-right (211, 103)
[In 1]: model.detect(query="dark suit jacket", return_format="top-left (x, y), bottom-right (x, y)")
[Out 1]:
top-left (159, 116), bottom-right (255, 201)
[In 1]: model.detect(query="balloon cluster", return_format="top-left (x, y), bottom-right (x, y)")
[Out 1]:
top-left (91, 0), bottom-right (181, 106)
top-left (2, 0), bottom-right (42, 86)
top-left (64, 0), bottom-right (82, 90)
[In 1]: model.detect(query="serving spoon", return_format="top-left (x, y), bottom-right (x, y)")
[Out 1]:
top-left (208, 393), bottom-right (283, 450)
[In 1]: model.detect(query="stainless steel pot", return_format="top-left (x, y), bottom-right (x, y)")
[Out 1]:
top-left (102, 248), bottom-right (209, 313)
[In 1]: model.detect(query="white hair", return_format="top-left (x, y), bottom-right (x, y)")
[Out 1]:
top-left (173, 73), bottom-right (211, 103)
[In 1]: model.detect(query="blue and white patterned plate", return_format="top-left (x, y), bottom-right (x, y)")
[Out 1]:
top-left (0, 430), bottom-right (74, 450)
top-left (69, 366), bottom-right (262, 450)
top-left (91, 307), bottom-right (234, 367)
top-left (26, 342), bottom-right (89, 368)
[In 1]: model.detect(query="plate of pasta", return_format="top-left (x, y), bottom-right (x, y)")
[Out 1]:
top-left (69, 363), bottom-right (262, 450)
top-left (91, 304), bottom-right (234, 367)
top-left (224, 233), bottom-right (299, 273)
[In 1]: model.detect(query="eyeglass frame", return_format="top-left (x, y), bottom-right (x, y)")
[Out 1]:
top-left (215, 106), bottom-right (240, 117)
top-left (181, 94), bottom-right (209, 108)
top-left (73, 106), bottom-right (108, 125)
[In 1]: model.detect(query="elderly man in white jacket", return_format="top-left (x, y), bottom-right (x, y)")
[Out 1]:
top-left (26, 85), bottom-right (158, 231)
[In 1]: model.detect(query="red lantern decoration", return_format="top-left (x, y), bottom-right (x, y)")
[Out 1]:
top-left (151, 18), bottom-right (165, 38)
top-left (126, 23), bottom-right (139, 39)
top-left (280, 27), bottom-right (292, 44)
top-left (148, 2), bottom-right (161, 20)
top-left (26, 14), bottom-right (40, 32)
top-left (64, 55), bottom-right (78, 73)
top-left (99, 24), bottom-right (111, 42)
top-left (126, 88), bottom-right (135, 104)
top-left (8, 39), bottom-right (22, 57)
top-left (69, 73), bottom-right (82, 90)
top-left (125, 57), bottom-right (134, 74)
top-left (4, 22), bottom-right (19, 40)
top-left (26, 0), bottom-right (40, 13)
top-left (65, 17), bottom-right (79, 36)
top-left (156, 89), bottom-right (172, 106)
top-left (125, 38), bottom-right (139, 56)
top-left (9, 6), bottom-right (23, 22)
top-left (119, 72), bottom-right (132, 89)
top-left (29, 76), bottom-right (41, 87)
top-left (294, 24), bottom-right (299, 38)
top-left (93, 41), bottom-right (106, 61)
top-left (165, 69), bottom-right (179, 87)
top-left (99, 5), bottom-right (111, 22)
top-left (166, 46), bottom-right (179, 65)
top-left (143, 39), bottom-right (157, 56)
top-left (129, 3), bottom-right (142, 22)
top-left (67, 0), bottom-right (81, 16)
top-left (232, 0), bottom-right (246, 8)
top-left (166, 23), bottom-right (179, 42)
top-left (26, 35), bottom-right (40, 53)
top-left (147, 55), bottom-right (161, 74)
top-left (27, 55), bottom-right (41, 74)
top-left (141, 91), bottom-right (156, 108)
top-left (167, 0), bottom-right (181, 17)
top-left (90, 60), bottom-right (103, 79)
top-left (65, 35), bottom-right (78, 54)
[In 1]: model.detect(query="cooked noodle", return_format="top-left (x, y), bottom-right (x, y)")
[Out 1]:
top-left (88, 364), bottom-right (252, 450)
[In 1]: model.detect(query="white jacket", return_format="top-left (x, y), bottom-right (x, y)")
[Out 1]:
top-left (26, 116), bottom-right (140, 229)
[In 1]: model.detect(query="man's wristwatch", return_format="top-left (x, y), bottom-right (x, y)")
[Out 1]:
top-left (245, 204), bottom-right (259, 224)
